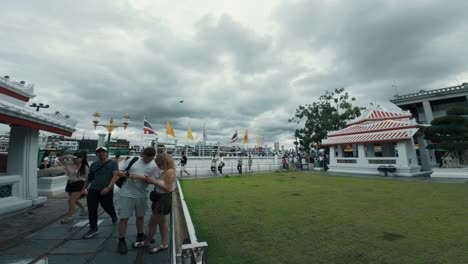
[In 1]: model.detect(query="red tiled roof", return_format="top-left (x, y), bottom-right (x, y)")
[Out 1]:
top-left (322, 130), bottom-right (412, 146)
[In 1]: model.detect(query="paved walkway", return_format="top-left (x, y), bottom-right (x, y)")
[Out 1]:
top-left (0, 194), bottom-right (170, 264)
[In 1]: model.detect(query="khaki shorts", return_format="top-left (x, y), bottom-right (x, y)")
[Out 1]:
top-left (118, 196), bottom-right (147, 219)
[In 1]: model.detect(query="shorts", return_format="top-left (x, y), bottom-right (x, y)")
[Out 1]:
top-left (181, 165), bottom-right (186, 170)
top-left (118, 196), bottom-right (148, 219)
top-left (65, 180), bottom-right (84, 193)
top-left (151, 192), bottom-right (172, 215)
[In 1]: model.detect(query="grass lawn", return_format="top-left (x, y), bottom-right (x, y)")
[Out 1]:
top-left (180, 172), bottom-right (468, 264)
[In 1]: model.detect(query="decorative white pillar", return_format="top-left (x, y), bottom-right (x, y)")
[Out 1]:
top-left (397, 141), bottom-right (409, 168)
top-left (357, 144), bottom-right (367, 166)
top-left (97, 133), bottom-right (106, 148)
top-left (422, 101), bottom-right (434, 124)
top-left (329, 146), bottom-right (337, 166)
top-left (417, 135), bottom-right (436, 170)
top-left (7, 126), bottom-right (40, 201)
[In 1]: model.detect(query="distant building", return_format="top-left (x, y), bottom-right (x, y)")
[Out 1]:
top-left (78, 139), bottom-right (98, 153)
top-left (274, 142), bottom-right (280, 152)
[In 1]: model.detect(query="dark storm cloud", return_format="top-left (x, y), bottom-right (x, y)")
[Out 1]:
top-left (1, 0), bottom-right (467, 147)
top-left (274, 0), bottom-right (468, 100)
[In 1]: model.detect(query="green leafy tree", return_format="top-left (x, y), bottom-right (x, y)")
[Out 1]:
top-left (289, 88), bottom-right (364, 152)
top-left (425, 106), bottom-right (468, 166)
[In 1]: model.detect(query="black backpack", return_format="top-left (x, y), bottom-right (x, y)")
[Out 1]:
top-left (115, 157), bottom-right (139, 188)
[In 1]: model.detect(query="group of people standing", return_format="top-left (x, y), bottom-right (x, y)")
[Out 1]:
top-left (210, 154), bottom-right (254, 175)
top-left (58, 146), bottom-right (176, 255)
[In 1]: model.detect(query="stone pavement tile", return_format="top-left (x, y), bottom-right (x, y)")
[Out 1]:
top-left (51, 239), bottom-right (106, 254)
top-left (0, 254), bottom-right (36, 264)
top-left (4, 239), bottom-right (62, 256)
top-left (27, 225), bottom-right (77, 240)
top-left (69, 226), bottom-right (115, 240)
top-left (90, 239), bottom-right (170, 264)
top-left (39, 254), bottom-right (93, 264)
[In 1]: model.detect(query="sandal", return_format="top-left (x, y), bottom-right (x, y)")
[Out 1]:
top-left (149, 244), bottom-right (168, 254)
top-left (132, 241), bottom-right (149, 248)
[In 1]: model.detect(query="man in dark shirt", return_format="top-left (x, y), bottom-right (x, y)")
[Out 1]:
top-left (179, 152), bottom-right (190, 178)
top-left (82, 146), bottom-right (119, 239)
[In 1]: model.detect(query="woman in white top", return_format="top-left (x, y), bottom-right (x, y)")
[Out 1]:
top-left (133, 153), bottom-right (176, 254)
top-left (59, 151), bottom-right (89, 223)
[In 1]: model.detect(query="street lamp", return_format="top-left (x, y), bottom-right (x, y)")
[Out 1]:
top-left (29, 103), bottom-right (50, 112)
top-left (92, 112), bottom-right (130, 150)
top-left (294, 137), bottom-right (299, 154)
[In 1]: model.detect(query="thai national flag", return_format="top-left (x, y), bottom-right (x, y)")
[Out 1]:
top-left (230, 130), bottom-right (238, 143)
top-left (143, 119), bottom-right (157, 135)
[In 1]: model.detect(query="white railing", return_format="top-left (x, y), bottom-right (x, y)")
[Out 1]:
top-left (176, 156), bottom-right (281, 177)
top-left (175, 180), bottom-right (208, 264)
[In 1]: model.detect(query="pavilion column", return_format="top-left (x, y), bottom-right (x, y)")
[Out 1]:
top-left (417, 135), bottom-right (437, 170)
top-left (396, 141), bottom-right (410, 168)
top-left (7, 126), bottom-right (40, 200)
top-left (357, 144), bottom-right (366, 166)
top-left (422, 101), bottom-right (434, 124)
top-left (329, 146), bottom-right (337, 166)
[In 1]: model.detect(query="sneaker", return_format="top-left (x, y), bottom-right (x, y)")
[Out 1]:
top-left (112, 215), bottom-right (118, 224)
top-left (118, 239), bottom-right (128, 254)
top-left (83, 228), bottom-right (99, 239)
top-left (80, 208), bottom-right (88, 216)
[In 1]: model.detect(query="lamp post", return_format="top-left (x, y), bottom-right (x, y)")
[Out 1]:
top-left (92, 112), bottom-right (130, 150)
top-left (29, 103), bottom-right (50, 112)
top-left (294, 137), bottom-right (299, 154)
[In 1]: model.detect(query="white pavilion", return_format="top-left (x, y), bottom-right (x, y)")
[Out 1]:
top-left (0, 75), bottom-right (76, 215)
top-left (321, 109), bottom-right (433, 177)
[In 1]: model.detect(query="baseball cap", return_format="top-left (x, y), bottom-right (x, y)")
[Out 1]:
top-left (96, 146), bottom-right (108, 152)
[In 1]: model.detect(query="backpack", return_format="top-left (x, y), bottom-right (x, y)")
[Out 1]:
top-left (115, 157), bottom-right (139, 188)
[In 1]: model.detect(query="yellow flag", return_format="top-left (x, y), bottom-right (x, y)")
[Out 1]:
top-left (166, 121), bottom-right (176, 137)
top-left (187, 127), bottom-right (195, 141)
top-left (256, 135), bottom-right (260, 146)
top-left (243, 129), bottom-right (248, 144)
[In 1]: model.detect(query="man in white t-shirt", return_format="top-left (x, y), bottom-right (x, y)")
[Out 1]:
top-left (116, 147), bottom-right (158, 254)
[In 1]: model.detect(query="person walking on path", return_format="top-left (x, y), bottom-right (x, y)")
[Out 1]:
top-left (83, 146), bottom-right (119, 239)
top-left (282, 156), bottom-right (287, 170)
top-left (248, 154), bottom-right (253, 173)
top-left (132, 153), bottom-right (176, 254)
top-left (59, 151), bottom-right (89, 224)
top-left (210, 156), bottom-right (218, 176)
top-left (237, 155), bottom-right (243, 174)
top-left (217, 155), bottom-right (225, 175)
top-left (179, 152), bottom-right (190, 178)
top-left (116, 147), bottom-right (158, 254)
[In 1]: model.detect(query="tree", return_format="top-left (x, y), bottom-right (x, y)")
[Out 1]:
top-left (289, 88), bottom-right (364, 152)
top-left (424, 106), bottom-right (468, 167)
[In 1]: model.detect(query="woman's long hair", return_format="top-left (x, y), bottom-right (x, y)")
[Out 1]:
top-left (74, 151), bottom-right (89, 176)
top-left (155, 153), bottom-right (175, 171)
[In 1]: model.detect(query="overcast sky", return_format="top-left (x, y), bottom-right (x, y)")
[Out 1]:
top-left (1, 0), bottom-right (467, 149)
